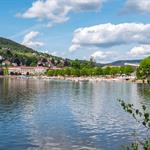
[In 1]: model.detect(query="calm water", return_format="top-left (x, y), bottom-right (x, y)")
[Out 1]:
top-left (0, 78), bottom-right (150, 150)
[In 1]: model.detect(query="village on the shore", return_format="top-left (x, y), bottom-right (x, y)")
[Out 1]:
top-left (0, 52), bottom-right (142, 83)
top-left (1, 37), bottom-right (148, 83)
top-left (0, 41), bottom-right (149, 84)
top-left (0, 55), bottom-right (61, 75)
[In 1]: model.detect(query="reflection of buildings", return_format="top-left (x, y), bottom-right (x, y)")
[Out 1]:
top-left (8, 66), bottom-right (48, 75)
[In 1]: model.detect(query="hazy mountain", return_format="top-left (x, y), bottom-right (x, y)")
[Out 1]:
top-left (106, 60), bottom-right (141, 66)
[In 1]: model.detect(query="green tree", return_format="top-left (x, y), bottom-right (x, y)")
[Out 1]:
top-left (64, 68), bottom-right (71, 76)
top-left (137, 57), bottom-right (150, 79)
top-left (3, 67), bottom-right (9, 75)
top-left (80, 68), bottom-right (88, 76)
top-left (103, 67), bottom-right (111, 75)
top-left (110, 67), bottom-right (120, 76)
top-left (124, 66), bottom-right (134, 76)
top-left (71, 59), bottom-right (81, 69)
top-left (47, 70), bottom-right (54, 76)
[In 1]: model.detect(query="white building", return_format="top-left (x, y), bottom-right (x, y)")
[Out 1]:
top-left (8, 66), bottom-right (48, 75)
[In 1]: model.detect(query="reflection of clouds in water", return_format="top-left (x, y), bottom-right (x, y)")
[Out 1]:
top-left (0, 79), bottom-right (149, 150)
top-left (68, 81), bottom-right (142, 134)
top-left (19, 80), bottom-right (75, 150)
top-left (68, 82), bottom-right (105, 129)
top-left (21, 81), bottom-right (100, 150)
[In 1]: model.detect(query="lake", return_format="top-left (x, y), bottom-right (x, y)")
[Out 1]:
top-left (0, 78), bottom-right (149, 150)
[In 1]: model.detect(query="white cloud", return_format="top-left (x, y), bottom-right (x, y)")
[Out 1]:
top-left (22, 31), bottom-right (44, 48)
top-left (51, 51), bottom-right (58, 56)
top-left (69, 44), bottom-right (81, 52)
top-left (123, 0), bottom-right (150, 14)
top-left (91, 50), bottom-right (118, 63)
top-left (70, 23), bottom-right (150, 51)
top-left (69, 0), bottom-right (104, 11)
top-left (129, 45), bottom-right (150, 57)
top-left (19, 0), bottom-right (105, 27)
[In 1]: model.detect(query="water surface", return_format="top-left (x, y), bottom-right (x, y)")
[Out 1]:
top-left (0, 78), bottom-right (149, 150)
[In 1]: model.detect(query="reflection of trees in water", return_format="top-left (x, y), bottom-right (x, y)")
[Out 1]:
top-left (0, 79), bottom-right (33, 103)
top-left (0, 78), bottom-right (49, 113)
top-left (0, 78), bottom-right (46, 149)
top-left (136, 83), bottom-right (150, 105)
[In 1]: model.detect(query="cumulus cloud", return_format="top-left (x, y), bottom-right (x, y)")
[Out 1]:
top-left (22, 31), bottom-right (44, 48)
top-left (91, 50), bottom-right (119, 62)
top-left (69, 23), bottom-right (150, 51)
top-left (69, 44), bottom-right (81, 52)
top-left (129, 45), bottom-right (150, 57)
top-left (123, 0), bottom-right (150, 14)
top-left (18, 0), bottom-right (105, 27)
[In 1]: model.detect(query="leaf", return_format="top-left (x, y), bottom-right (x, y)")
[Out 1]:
top-left (142, 121), bottom-right (146, 126)
top-left (144, 113), bottom-right (149, 119)
top-left (135, 109), bottom-right (139, 115)
top-left (128, 104), bottom-right (132, 108)
top-left (127, 109), bottom-right (132, 114)
top-left (142, 105), bottom-right (146, 111)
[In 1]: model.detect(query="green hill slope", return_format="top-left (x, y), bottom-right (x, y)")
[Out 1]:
top-left (0, 37), bottom-right (69, 67)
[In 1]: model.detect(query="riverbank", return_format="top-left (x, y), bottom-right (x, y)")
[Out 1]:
top-left (0, 75), bottom-right (140, 83)
top-left (42, 76), bottom-right (135, 82)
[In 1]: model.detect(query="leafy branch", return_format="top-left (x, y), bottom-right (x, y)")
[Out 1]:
top-left (118, 99), bottom-right (150, 150)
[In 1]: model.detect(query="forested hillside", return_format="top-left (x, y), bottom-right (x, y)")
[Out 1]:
top-left (0, 37), bottom-right (71, 67)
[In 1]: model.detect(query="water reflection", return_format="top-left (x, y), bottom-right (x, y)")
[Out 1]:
top-left (0, 79), bottom-right (149, 150)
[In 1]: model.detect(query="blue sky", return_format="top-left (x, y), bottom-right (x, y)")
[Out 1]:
top-left (0, 0), bottom-right (150, 63)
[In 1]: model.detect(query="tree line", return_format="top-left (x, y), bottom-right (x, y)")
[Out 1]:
top-left (46, 65), bottom-right (134, 77)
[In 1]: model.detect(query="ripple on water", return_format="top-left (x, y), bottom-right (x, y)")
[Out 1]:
top-left (0, 79), bottom-right (149, 150)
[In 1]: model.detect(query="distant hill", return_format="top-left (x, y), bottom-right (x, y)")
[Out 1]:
top-left (106, 59), bottom-right (141, 66)
top-left (0, 37), bottom-right (36, 53)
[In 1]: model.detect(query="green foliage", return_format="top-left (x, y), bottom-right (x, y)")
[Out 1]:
top-left (118, 100), bottom-right (150, 150)
top-left (120, 66), bottom-right (134, 75)
top-left (25, 57), bottom-right (38, 66)
top-left (46, 65), bottom-right (134, 77)
top-left (136, 57), bottom-right (150, 79)
top-left (3, 68), bottom-right (8, 75)
top-left (103, 67), bottom-right (111, 75)
top-left (71, 59), bottom-right (96, 69)
top-left (124, 66), bottom-right (134, 75)
top-left (71, 60), bottom-right (81, 69)
top-left (46, 70), bottom-right (54, 76)
top-left (110, 67), bottom-right (120, 75)
top-left (0, 37), bottom-right (69, 67)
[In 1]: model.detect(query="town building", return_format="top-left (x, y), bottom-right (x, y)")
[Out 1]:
top-left (8, 66), bottom-right (48, 75)
top-left (2, 60), bottom-right (11, 66)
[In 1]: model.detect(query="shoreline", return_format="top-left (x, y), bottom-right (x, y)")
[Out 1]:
top-left (0, 75), bottom-right (145, 83)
